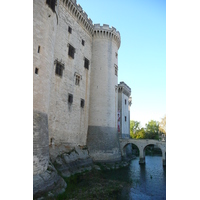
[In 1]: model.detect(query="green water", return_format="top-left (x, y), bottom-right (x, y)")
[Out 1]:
top-left (54, 155), bottom-right (166, 200)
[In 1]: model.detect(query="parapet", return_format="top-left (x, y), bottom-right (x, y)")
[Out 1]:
top-left (62, 1), bottom-right (121, 48)
top-left (118, 81), bottom-right (131, 97)
top-left (93, 24), bottom-right (121, 49)
top-left (62, 0), bottom-right (94, 35)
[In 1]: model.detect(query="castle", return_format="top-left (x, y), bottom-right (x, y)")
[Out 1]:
top-left (33, 0), bottom-right (132, 178)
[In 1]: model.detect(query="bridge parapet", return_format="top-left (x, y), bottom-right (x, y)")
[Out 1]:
top-left (120, 138), bottom-right (166, 166)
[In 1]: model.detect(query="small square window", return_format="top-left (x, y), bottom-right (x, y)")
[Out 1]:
top-left (68, 93), bottom-right (73, 104)
top-left (68, 44), bottom-right (75, 59)
top-left (82, 39), bottom-right (85, 46)
top-left (80, 99), bottom-right (85, 108)
top-left (115, 52), bottom-right (118, 58)
top-left (35, 68), bottom-right (39, 74)
top-left (84, 57), bottom-right (89, 70)
top-left (55, 62), bottom-right (64, 77)
top-left (68, 26), bottom-right (72, 34)
top-left (75, 75), bottom-right (80, 86)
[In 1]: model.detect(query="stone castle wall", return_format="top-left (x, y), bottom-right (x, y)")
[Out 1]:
top-left (33, 0), bottom-right (59, 175)
top-left (33, 0), bottom-right (132, 171)
top-left (48, 0), bottom-right (92, 146)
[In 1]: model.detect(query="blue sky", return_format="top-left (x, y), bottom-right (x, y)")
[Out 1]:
top-left (77, 0), bottom-right (166, 127)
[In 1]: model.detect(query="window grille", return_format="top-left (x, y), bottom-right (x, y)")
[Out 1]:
top-left (75, 75), bottom-right (80, 86)
top-left (55, 62), bottom-right (64, 77)
top-left (68, 44), bottom-right (75, 59)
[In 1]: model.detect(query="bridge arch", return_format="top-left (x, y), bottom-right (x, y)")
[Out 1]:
top-left (120, 139), bottom-right (166, 166)
top-left (122, 143), bottom-right (140, 157)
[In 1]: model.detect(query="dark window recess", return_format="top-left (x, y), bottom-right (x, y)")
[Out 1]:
top-left (125, 116), bottom-right (127, 121)
top-left (82, 39), bottom-right (85, 46)
top-left (68, 26), bottom-right (72, 34)
top-left (125, 99), bottom-right (127, 105)
top-left (68, 94), bottom-right (73, 104)
top-left (35, 68), bottom-right (39, 74)
top-left (84, 58), bottom-right (89, 69)
top-left (55, 62), bottom-right (64, 77)
top-left (68, 44), bottom-right (75, 59)
top-left (80, 99), bottom-right (85, 108)
top-left (46, 0), bottom-right (56, 13)
top-left (38, 46), bottom-right (40, 53)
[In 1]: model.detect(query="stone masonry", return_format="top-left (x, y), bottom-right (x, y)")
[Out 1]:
top-left (33, 0), bottom-right (132, 196)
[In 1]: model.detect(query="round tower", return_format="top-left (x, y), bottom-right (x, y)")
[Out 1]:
top-left (33, 0), bottom-right (59, 175)
top-left (87, 24), bottom-right (121, 162)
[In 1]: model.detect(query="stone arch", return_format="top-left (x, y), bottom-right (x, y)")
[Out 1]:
top-left (122, 142), bottom-right (140, 157)
top-left (140, 143), bottom-right (165, 165)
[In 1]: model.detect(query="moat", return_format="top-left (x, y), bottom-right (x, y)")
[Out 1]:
top-left (49, 155), bottom-right (166, 200)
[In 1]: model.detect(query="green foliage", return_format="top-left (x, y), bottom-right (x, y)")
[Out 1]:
top-left (159, 115), bottom-right (166, 136)
top-left (145, 120), bottom-right (159, 140)
top-left (130, 120), bottom-right (141, 139)
top-left (130, 120), bottom-right (160, 140)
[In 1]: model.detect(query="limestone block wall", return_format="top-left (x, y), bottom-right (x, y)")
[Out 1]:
top-left (33, 0), bottom-right (59, 175)
top-left (48, 0), bottom-right (92, 146)
top-left (87, 24), bottom-right (121, 161)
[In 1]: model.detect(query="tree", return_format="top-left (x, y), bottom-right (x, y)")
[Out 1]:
top-left (130, 120), bottom-right (141, 138)
top-left (145, 120), bottom-right (159, 140)
top-left (136, 128), bottom-right (146, 139)
top-left (159, 115), bottom-right (166, 136)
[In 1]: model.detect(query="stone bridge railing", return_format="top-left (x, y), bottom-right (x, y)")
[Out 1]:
top-left (120, 138), bottom-right (166, 165)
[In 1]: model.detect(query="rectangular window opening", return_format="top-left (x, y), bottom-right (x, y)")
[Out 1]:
top-left (38, 46), bottom-right (40, 53)
top-left (68, 44), bottom-right (75, 59)
top-left (80, 99), bottom-right (85, 108)
top-left (75, 75), bottom-right (80, 86)
top-left (125, 116), bottom-right (127, 121)
top-left (82, 39), bottom-right (85, 46)
top-left (68, 26), bottom-right (72, 34)
top-left (68, 93), bottom-right (73, 104)
top-left (125, 99), bottom-right (127, 105)
top-left (55, 62), bottom-right (64, 77)
top-left (84, 57), bottom-right (89, 70)
top-left (35, 68), bottom-right (39, 74)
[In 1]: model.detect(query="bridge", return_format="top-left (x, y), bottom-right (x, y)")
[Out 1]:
top-left (120, 138), bottom-right (166, 166)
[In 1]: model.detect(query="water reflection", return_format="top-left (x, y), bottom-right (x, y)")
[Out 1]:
top-left (118, 156), bottom-right (166, 200)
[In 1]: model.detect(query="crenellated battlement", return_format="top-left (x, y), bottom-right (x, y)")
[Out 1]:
top-left (93, 24), bottom-right (121, 49)
top-left (118, 81), bottom-right (131, 97)
top-left (62, 1), bottom-right (121, 48)
top-left (62, 0), bottom-right (94, 35)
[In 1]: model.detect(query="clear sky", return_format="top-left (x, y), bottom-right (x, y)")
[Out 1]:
top-left (77, 0), bottom-right (166, 127)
